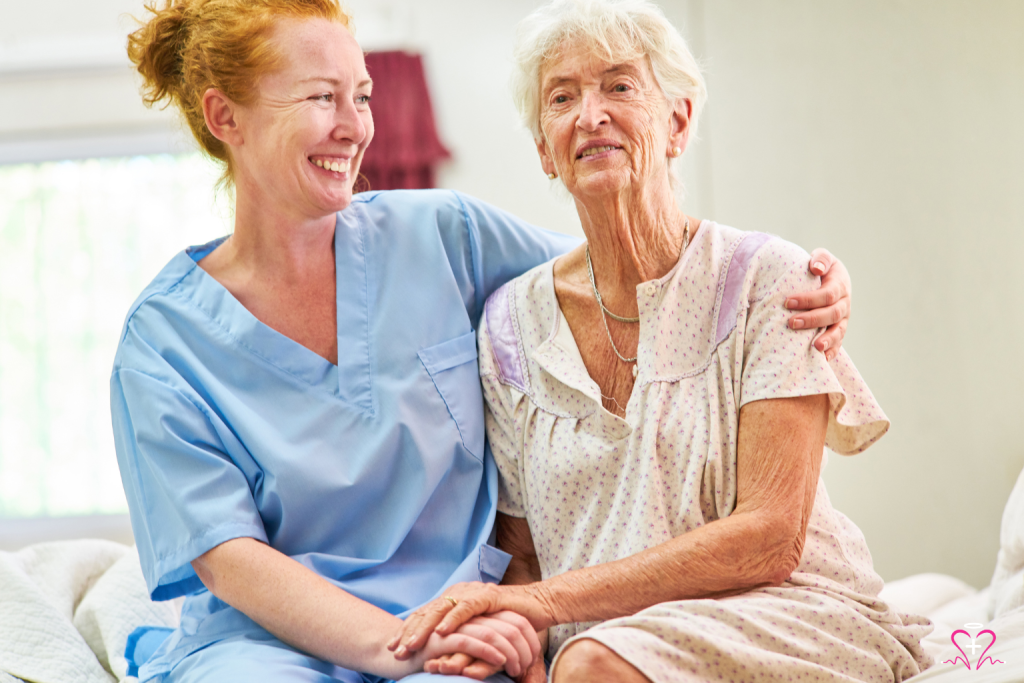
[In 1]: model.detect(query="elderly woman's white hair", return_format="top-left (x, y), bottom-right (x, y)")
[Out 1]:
top-left (512, 0), bottom-right (707, 144)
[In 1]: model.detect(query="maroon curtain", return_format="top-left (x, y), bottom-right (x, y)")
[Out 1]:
top-left (359, 51), bottom-right (451, 192)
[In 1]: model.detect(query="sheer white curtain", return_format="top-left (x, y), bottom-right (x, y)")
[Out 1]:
top-left (0, 153), bottom-right (229, 518)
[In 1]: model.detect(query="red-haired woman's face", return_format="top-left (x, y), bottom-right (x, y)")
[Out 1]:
top-left (231, 17), bottom-right (373, 220)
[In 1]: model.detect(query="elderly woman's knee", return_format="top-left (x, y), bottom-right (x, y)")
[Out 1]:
top-left (552, 638), bottom-right (651, 683)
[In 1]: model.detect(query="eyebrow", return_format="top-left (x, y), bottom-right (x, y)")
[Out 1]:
top-left (298, 77), bottom-right (373, 88)
top-left (542, 64), bottom-right (642, 93)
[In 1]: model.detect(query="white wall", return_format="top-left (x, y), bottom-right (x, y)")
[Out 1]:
top-left (1, 0), bottom-right (1021, 589)
top-left (692, 1), bottom-right (1024, 589)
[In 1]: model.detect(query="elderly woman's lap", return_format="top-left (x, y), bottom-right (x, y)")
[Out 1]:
top-left (554, 588), bottom-right (928, 683)
top-left (164, 634), bottom-right (514, 683)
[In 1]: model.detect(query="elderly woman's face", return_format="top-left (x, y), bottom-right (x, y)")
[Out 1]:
top-left (232, 18), bottom-right (373, 218)
top-left (537, 48), bottom-right (683, 200)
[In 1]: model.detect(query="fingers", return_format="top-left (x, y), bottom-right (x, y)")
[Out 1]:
top-left (789, 294), bottom-right (849, 330)
top-left (807, 248), bottom-right (835, 277)
top-left (786, 249), bottom-right (851, 349)
top-left (813, 318), bottom-right (847, 360)
top-left (455, 619), bottom-right (529, 677)
top-left (435, 585), bottom-right (499, 635)
top-left (786, 285), bottom-right (843, 313)
top-left (461, 660), bottom-right (504, 681)
top-left (389, 598), bottom-right (453, 657)
top-left (487, 610), bottom-right (543, 662)
top-left (431, 631), bottom-right (508, 668)
top-left (424, 653), bottom-right (474, 676)
top-left (787, 249), bottom-right (850, 312)
top-left (425, 655), bottom-right (504, 681)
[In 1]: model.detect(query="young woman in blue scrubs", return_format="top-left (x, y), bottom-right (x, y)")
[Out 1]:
top-left (112, 2), bottom-right (852, 681)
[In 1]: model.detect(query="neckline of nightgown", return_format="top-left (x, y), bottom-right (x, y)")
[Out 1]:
top-left (536, 219), bottom-right (712, 424)
top-left (181, 225), bottom-right (343, 392)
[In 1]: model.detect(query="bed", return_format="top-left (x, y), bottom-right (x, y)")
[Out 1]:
top-left (2, 465), bottom-right (1022, 683)
top-left (877, 462), bottom-right (1024, 682)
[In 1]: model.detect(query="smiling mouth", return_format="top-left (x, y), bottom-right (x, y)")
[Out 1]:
top-left (310, 156), bottom-right (351, 173)
top-left (577, 145), bottom-right (620, 159)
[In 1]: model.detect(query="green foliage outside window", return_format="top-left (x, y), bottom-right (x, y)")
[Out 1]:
top-left (0, 153), bottom-right (229, 518)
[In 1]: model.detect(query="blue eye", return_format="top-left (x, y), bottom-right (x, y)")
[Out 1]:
top-left (356, 95), bottom-right (372, 105)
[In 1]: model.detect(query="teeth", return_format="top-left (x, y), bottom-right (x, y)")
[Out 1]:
top-left (312, 158), bottom-right (351, 172)
top-left (582, 145), bottom-right (616, 158)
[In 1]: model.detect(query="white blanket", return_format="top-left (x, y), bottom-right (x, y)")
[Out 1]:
top-left (0, 540), bottom-right (180, 683)
top-left (880, 464), bottom-right (1024, 682)
top-left (990, 465), bottom-right (1024, 618)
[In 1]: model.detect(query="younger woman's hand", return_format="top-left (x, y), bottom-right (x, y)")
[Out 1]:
top-left (406, 629), bottom-right (508, 675)
top-left (786, 248), bottom-right (852, 361)
top-left (398, 609), bottom-right (542, 678)
top-left (424, 653), bottom-right (496, 680)
top-left (425, 651), bottom-right (547, 682)
top-left (389, 584), bottom-right (551, 662)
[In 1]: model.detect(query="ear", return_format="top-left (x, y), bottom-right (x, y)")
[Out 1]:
top-left (535, 135), bottom-right (557, 177)
top-left (202, 88), bottom-right (244, 147)
top-left (667, 97), bottom-right (692, 157)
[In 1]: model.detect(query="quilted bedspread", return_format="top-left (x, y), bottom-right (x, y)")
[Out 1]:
top-left (0, 539), bottom-right (180, 683)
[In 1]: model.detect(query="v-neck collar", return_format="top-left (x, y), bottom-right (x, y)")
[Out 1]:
top-left (530, 221), bottom-right (709, 426)
top-left (531, 262), bottom-right (623, 426)
top-left (179, 213), bottom-right (374, 414)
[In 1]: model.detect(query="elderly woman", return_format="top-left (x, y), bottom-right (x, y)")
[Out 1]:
top-left (114, 0), bottom-right (853, 681)
top-left (392, 1), bottom-right (932, 682)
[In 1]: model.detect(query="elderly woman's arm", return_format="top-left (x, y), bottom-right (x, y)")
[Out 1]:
top-left (392, 393), bottom-right (828, 651)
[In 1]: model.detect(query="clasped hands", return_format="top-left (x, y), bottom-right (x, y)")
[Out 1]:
top-left (388, 582), bottom-right (552, 681)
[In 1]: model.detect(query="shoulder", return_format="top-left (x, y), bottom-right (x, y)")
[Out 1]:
top-left (744, 233), bottom-right (814, 300)
top-left (478, 260), bottom-right (555, 391)
top-left (116, 248), bottom-right (199, 345)
top-left (344, 189), bottom-right (490, 253)
top-left (694, 222), bottom-right (811, 302)
top-left (350, 188), bottom-right (462, 212)
top-left (121, 247), bottom-right (203, 323)
top-left (346, 189), bottom-right (486, 230)
top-left (112, 241), bottom-right (221, 379)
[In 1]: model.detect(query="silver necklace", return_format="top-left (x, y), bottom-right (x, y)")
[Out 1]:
top-left (586, 248), bottom-right (640, 323)
top-left (586, 218), bottom-right (690, 367)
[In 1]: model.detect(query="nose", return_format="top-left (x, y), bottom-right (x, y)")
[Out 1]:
top-left (577, 91), bottom-right (610, 132)
top-left (332, 97), bottom-right (369, 146)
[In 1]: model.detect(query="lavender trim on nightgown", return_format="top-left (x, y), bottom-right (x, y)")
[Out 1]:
top-left (715, 232), bottom-right (773, 346)
top-left (484, 282), bottom-right (528, 393)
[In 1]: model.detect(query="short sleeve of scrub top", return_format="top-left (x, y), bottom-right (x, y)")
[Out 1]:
top-left (110, 190), bottom-right (577, 679)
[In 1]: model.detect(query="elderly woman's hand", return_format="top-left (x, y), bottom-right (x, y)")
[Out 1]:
top-left (389, 586), bottom-right (549, 668)
top-left (786, 248), bottom-right (852, 361)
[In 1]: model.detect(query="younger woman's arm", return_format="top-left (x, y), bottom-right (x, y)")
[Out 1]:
top-left (192, 537), bottom-right (532, 678)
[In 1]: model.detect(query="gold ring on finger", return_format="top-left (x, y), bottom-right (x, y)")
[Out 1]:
top-left (444, 595), bottom-right (459, 608)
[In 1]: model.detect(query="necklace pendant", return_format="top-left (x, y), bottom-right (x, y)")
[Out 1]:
top-left (632, 364), bottom-right (638, 379)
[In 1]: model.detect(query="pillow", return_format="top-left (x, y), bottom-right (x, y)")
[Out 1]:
top-left (990, 465), bottom-right (1024, 618)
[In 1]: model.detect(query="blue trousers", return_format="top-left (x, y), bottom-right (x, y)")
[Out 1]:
top-left (163, 633), bottom-right (516, 683)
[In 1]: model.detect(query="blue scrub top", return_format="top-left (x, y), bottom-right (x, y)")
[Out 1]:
top-left (110, 190), bottom-right (578, 679)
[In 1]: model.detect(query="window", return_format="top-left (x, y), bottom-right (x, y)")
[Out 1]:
top-left (0, 153), bottom-right (229, 518)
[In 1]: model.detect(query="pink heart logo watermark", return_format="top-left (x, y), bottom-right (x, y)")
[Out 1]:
top-left (943, 623), bottom-right (1005, 670)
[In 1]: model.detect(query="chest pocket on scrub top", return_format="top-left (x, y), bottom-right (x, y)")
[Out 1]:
top-left (418, 331), bottom-right (484, 460)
